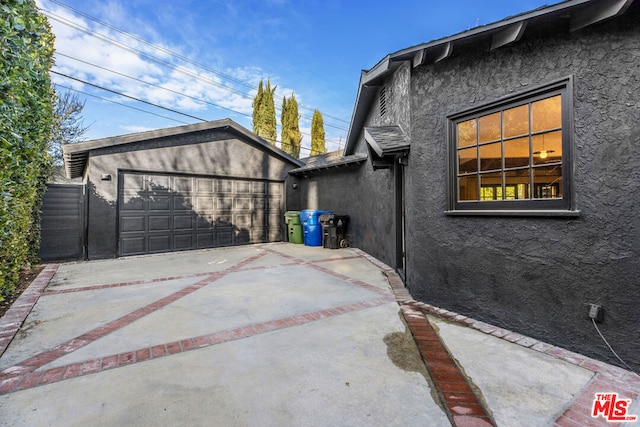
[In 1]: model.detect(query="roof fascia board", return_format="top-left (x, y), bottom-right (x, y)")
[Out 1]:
top-left (363, 128), bottom-right (384, 157)
top-left (570, 0), bottom-right (635, 31)
top-left (389, 0), bottom-right (594, 61)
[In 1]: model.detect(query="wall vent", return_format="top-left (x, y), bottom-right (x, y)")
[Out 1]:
top-left (379, 86), bottom-right (387, 117)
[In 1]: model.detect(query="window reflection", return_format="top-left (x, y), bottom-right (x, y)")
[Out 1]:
top-left (479, 112), bottom-right (501, 143)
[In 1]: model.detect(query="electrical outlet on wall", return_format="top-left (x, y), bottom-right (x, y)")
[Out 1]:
top-left (588, 304), bottom-right (604, 322)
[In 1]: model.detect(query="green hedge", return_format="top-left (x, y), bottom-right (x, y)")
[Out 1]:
top-left (0, 0), bottom-right (55, 301)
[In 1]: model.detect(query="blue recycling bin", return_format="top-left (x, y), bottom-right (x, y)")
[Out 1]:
top-left (300, 209), bottom-right (331, 246)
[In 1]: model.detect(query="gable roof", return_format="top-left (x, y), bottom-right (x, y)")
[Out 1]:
top-left (344, 0), bottom-right (636, 155)
top-left (62, 118), bottom-right (304, 179)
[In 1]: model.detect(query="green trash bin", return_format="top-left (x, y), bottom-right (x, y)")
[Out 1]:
top-left (285, 211), bottom-right (303, 244)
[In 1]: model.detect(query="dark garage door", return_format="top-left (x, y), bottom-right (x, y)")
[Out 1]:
top-left (118, 172), bottom-right (283, 256)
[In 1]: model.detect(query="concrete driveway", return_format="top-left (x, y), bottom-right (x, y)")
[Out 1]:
top-left (2, 243), bottom-right (639, 426)
top-left (0, 244), bottom-right (450, 426)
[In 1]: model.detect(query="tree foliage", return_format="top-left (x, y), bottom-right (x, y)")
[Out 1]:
top-left (251, 79), bottom-right (277, 145)
top-left (49, 89), bottom-right (89, 166)
top-left (310, 109), bottom-right (326, 156)
top-left (0, 0), bottom-right (55, 300)
top-left (280, 93), bottom-right (301, 158)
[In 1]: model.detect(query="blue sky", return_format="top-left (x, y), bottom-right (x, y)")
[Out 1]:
top-left (37, 0), bottom-right (559, 155)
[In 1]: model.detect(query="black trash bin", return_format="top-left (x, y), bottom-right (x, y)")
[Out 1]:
top-left (319, 214), bottom-right (349, 249)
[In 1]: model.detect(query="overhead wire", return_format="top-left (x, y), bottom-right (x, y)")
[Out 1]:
top-left (52, 83), bottom-right (192, 125)
top-left (54, 52), bottom-right (331, 145)
top-left (40, 5), bottom-right (350, 130)
top-left (51, 70), bottom-right (313, 154)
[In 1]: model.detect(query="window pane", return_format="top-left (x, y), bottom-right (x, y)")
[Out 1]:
top-left (458, 175), bottom-right (478, 201)
top-left (532, 95), bottom-right (561, 132)
top-left (458, 146), bottom-right (478, 174)
top-left (504, 137), bottom-right (530, 169)
top-left (505, 170), bottom-right (530, 199)
top-left (457, 119), bottom-right (477, 148)
top-left (504, 104), bottom-right (529, 138)
top-left (532, 131), bottom-right (562, 165)
top-left (479, 112), bottom-right (501, 143)
top-left (480, 172), bottom-right (502, 200)
top-left (479, 142), bottom-right (501, 171)
top-left (533, 165), bottom-right (562, 199)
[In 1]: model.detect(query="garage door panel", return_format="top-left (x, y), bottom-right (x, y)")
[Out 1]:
top-left (119, 172), bottom-right (283, 256)
top-left (197, 215), bottom-right (215, 230)
top-left (218, 196), bottom-right (233, 211)
top-left (174, 196), bottom-right (193, 211)
top-left (121, 236), bottom-right (145, 255)
top-left (174, 215), bottom-right (193, 230)
top-left (217, 231), bottom-right (233, 246)
top-left (196, 196), bottom-right (214, 212)
top-left (174, 234), bottom-right (193, 250)
top-left (196, 178), bottom-right (213, 192)
top-left (148, 175), bottom-right (170, 190)
top-left (173, 177), bottom-right (193, 192)
top-left (149, 216), bottom-right (170, 231)
top-left (149, 196), bottom-right (170, 211)
top-left (121, 193), bottom-right (144, 211)
top-left (149, 235), bottom-right (171, 252)
top-left (234, 197), bottom-right (252, 211)
top-left (236, 181), bottom-right (251, 194)
top-left (197, 233), bottom-right (214, 248)
top-left (121, 216), bottom-right (145, 233)
top-left (217, 180), bottom-right (233, 193)
top-left (123, 174), bottom-right (145, 191)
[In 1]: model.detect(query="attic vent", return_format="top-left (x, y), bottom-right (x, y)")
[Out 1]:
top-left (379, 86), bottom-right (387, 117)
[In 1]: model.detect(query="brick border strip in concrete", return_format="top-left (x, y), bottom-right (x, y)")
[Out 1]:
top-left (0, 297), bottom-right (391, 395)
top-left (354, 249), bottom-right (640, 427)
top-left (402, 303), bottom-right (496, 426)
top-left (401, 302), bottom-right (640, 427)
top-left (0, 265), bottom-right (59, 358)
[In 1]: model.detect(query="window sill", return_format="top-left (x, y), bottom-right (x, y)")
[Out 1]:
top-left (445, 209), bottom-right (581, 218)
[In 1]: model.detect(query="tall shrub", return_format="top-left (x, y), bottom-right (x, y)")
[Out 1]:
top-left (0, 0), bottom-right (55, 300)
top-left (280, 94), bottom-right (301, 158)
top-left (310, 109), bottom-right (326, 156)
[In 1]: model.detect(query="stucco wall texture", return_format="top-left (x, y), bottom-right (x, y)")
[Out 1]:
top-left (85, 129), bottom-right (297, 259)
top-left (406, 13), bottom-right (640, 370)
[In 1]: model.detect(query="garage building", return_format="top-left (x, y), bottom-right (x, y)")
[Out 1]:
top-left (62, 119), bottom-right (303, 259)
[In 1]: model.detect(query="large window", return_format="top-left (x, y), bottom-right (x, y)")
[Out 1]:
top-left (448, 78), bottom-right (575, 215)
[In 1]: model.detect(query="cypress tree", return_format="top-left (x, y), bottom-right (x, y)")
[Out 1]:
top-left (252, 80), bottom-right (264, 135)
top-left (310, 109), bottom-right (326, 156)
top-left (281, 94), bottom-right (301, 158)
top-left (262, 79), bottom-right (277, 145)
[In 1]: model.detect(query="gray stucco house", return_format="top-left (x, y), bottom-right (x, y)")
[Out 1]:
top-left (62, 119), bottom-right (302, 259)
top-left (293, 0), bottom-right (640, 371)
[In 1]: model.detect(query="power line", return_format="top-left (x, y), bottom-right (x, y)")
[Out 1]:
top-left (53, 83), bottom-right (192, 125)
top-left (51, 71), bottom-right (314, 154)
top-left (40, 2), bottom-right (351, 127)
top-left (54, 52), bottom-right (333, 145)
top-left (50, 70), bottom-right (207, 122)
top-left (55, 52), bottom-right (252, 119)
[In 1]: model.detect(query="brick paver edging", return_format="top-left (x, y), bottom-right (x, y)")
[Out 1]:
top-left (352, 249), bottom-right (640, 427)
top-left (0, 265), bottom-right (59, 358)
top-left (402, 303), bottom-right (496, 426)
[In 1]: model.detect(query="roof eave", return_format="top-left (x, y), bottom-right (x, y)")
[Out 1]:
top-left (62, 118), bottom-right (304, 179)
top-left (343, 0), bottom-right (635, 156)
